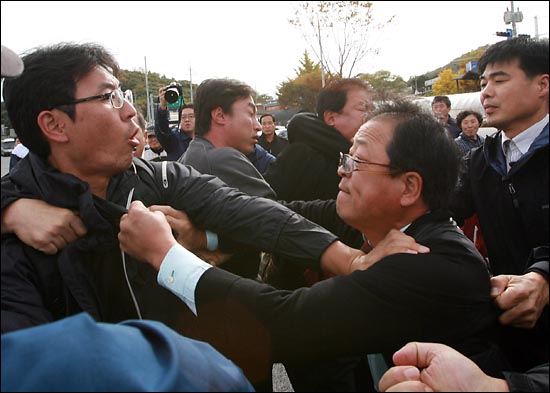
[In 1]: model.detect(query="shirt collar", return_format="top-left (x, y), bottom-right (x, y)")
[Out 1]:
top-left (502, 113), bottom-right (549, 155)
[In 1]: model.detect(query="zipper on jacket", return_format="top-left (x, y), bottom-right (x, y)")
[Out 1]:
top-left (162, 161), bottom-right (168, 189)
top-left (508, 182), bottom-right (520, 209)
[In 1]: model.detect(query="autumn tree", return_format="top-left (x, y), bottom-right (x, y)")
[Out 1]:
top-left (357, 70), bottom-right (408, 100)
top-left (432, 69), bottom-right (459, 95)
top-left (277, 51), bottom-right (329, 111)
top-left (289, 1), bottom-right (394, 81)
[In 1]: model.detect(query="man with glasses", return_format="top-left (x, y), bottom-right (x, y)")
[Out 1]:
top-left (118, 100), bottom-right (509, 388)
top-left (155, 86), bottom-right (195, 160)
top-left (264, 78), bottom-right (373, 202)
top-left (0, 43), bottom-right (391, 387)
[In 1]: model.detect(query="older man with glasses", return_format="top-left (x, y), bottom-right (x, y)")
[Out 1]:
top-left (118, 99), bottom-right (510, 390)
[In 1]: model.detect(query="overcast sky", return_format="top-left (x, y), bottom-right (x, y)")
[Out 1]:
top-left (2, 1), bottom-right (548, 97)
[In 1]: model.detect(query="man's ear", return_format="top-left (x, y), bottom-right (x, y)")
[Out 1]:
top-left (537, 73), bottom-right (549, 96)
top-left (323, 110), bottom-right (337, 126)
top-left (36, 109), bottom-right (70, 143)
top-left (400, 172), bottom-right (423, 207)
top-left (211, 107), bottom-right (226, 126)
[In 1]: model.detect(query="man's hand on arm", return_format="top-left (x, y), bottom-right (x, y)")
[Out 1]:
top-left (490, 272), bottom-right (549, 328)
top-left (148, 205), bottom-right (233, 266)
top-left (319, 240), bottom-right (365, 275)
top-left (118, 201), bottom-right (177, 270)
top-left (353, 229), bottom-right (430, 272)
top-left (1, 199), bottom-right (87, 254)
top-left (148, 205), bottom-right (207, 252)
top-left (321, 229), bottom-right (430, 275)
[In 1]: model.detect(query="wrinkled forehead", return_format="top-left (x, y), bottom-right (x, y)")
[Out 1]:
top-left (352, 117), bottom-right (394, 152)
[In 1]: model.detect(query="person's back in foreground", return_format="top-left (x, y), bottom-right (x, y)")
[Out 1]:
top-left (1, 312), bottom-right (253, 392)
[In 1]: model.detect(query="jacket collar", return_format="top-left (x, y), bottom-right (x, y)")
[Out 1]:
top-left (483, 123), bottom-right (549, 176)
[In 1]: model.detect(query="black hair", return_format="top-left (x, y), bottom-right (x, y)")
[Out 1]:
top-left (2, 42), bottom-right (119, 159)
top-left (259, 114), bottom-right (275, 124)
top-left (371, 100), bottom-right (461, 210)
top-left (478, 36), bottom-right (549, 78)
top-left (456, 110), bottom-right (483, 131)
top-left (431, 95), bottom-right (451, 108)
top-left (194, 78), bottom-right (255, 136)
top-left (316, 78), bottom-right (370, 120)
top-left (178, 103), bottom-right (194, 122)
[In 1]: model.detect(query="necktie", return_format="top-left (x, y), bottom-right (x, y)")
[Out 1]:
top-left (361, 240), bottom-right (373, 253)
top-left (504, 139), bottom-right (521, 172)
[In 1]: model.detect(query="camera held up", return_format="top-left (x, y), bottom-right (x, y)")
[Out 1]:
top-left (164, 82), bottom-right (183, 104)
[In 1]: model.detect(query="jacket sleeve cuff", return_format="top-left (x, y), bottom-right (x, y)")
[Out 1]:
top-left (526, 261), bottom-right (549, 283)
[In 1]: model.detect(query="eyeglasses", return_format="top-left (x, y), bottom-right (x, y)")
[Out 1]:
top-left (181, 114), bottom-right (195, 120)
top-left (339, 152), bottom-right (400, 175)
top-left (55, 88), bottom-right (125, 110)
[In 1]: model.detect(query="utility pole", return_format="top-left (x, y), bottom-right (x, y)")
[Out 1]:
top-left (535, 16), bottom-right (539, 38)
top-left (317, 15), bottom-right (325, 88)
top-left (144, 56), bottom-right (152, 123)
top-left (189, 65), bottom-right (193, 104)
top-left (510, 1), bottom-right (517, 38)
top-left (503, 1), bottom-right (523, 38)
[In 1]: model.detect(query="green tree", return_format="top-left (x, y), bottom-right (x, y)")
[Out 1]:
top-left (277, 51), bottom-right (329, 111)
top-left (119, 70), bottom-right (196, 121)
top-left (255, 94), bottom-right (274, 105)
top-left (289, 1), bottom-right (394, 79)
top-left (358, 70), bottom-right (408, 100)
top-left (432, 69), bottom-right (459, 95)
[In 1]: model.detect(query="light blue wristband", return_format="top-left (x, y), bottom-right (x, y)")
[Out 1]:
top-left (205, 230), bottom-right (218, 251)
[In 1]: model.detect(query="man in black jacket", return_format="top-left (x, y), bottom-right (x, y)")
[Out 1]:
top-left (264, 78), bottom-right (373, 201)
top-left (120, 100), bottom-right (509, 388)
top-left (0, 43), bottom-right (382, 390)
top-left (450, 37), bottom-right (549, 374)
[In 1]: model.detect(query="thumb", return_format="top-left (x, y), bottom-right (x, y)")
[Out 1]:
top-left (128, 200), bottom-right (146, 212)
top-left (490, 275), bottom-right (510, 298)
top-left (392, 342), bottom-right (440, 368)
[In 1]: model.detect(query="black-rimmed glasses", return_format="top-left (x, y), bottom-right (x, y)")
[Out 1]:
top-left (339, 152), bottom-right (400, 175)
top-left (55, 88), bottom-right (125, 110)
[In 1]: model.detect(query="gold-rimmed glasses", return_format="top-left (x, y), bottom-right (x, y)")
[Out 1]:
top-left (339, 152), bottom-right (401, 175)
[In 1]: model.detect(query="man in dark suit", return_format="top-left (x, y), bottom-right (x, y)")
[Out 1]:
top-left (120, 100), bottom-right (508, 388)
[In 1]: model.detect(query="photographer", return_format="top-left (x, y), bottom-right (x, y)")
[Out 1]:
top-left (155, 83), bottom-right (195, 160)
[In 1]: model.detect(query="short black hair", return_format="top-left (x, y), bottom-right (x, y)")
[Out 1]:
top-left (316, 78), bottom-right (370, 120)
top-left (478, 36), bottom-right (549, 78)
top-left (259, 114), bottom-right (275, 124)
top-left (371, 100), bottom-right (461, 210)
top-left (456, 110), bottom-right (483, 130)
top-left (3, 42), bottom-right (119, 159)
top-left (194, 78), bottom-right (255, 136)
top-left (431, 95), bottom-right (451, 108)
top-left (178, 103), bottom-right (194, 121)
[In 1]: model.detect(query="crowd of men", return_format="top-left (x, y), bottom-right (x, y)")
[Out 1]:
top-left (0, 35), bottom-right (548, 392)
